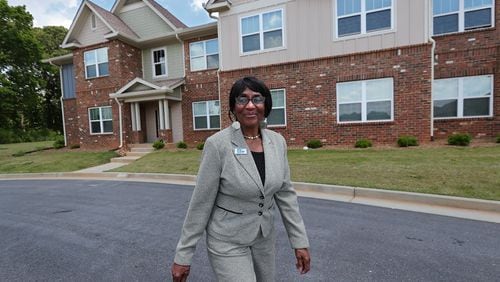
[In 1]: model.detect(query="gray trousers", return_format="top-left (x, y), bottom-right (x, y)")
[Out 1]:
top-left (206, 229), bottom-right (276, 282)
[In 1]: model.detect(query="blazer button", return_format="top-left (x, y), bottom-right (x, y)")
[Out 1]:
top-left (259, 203), bottom-right (264, 207)
top-left (260, 196), bottom-right (264, 199)
top-left (258, 211), bottom-right (263, 216)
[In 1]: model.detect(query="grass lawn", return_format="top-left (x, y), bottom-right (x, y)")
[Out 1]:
top-left (112, 145), bottom-right (500, 201)
top-left (0, 141), bottom-right (118, 173)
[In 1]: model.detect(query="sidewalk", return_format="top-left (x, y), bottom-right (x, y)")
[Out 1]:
top-left (0, 170), bottom-right (499, 224)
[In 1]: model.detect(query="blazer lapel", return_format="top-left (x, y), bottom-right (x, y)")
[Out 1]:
top-left (230, 122), bottom-right (264, 193)
top-left (262, 129), bottom-right (277, 191)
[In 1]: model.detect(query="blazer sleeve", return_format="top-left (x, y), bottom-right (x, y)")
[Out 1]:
top-left (274, 137), bottom-right (310, 249)
top-left (173, 138), bottom-right (222, 265)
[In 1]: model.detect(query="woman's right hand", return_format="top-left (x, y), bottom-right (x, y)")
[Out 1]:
top-left (171, 262), bottom-right (190, 282)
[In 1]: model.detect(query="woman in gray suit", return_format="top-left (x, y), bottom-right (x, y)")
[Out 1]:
top-left (172, 77), bottom-right (311, 282)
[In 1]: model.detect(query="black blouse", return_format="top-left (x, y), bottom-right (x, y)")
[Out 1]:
top-left (251, 151), bottom-right (265, 186)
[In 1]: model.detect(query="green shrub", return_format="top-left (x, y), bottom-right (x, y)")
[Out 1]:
top-left (176, 141), bottom-right (188, 149)
top-left (306, 139), bottom-right (323, 149)
top-left (397, 135), bottom-right (419, 147)
top-left (196, 142), bottom-right (205, 150)
top-left (70, 144), bottom-right (80, 149)
top-left (12, 151), bottom-right (26, 157)
top-left (447, 133), bottom-right (472, 146)
top-left (53, 137), bottom-right (65, 149)
top-left (355, 139), bottom-right (372, 148)
top-left (153, 139), bottom-right (165, 150)
top-left (496, 134), bottom-right (500, 144)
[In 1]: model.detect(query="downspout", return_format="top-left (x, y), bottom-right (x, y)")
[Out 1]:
top-left (114, 97), bottom-right (123, 148)
top-left (175, 33), bottom-right (186, 77)
top-left (428, 0), bottom-right (436, 141)
top-left (50, 61), bottom-right (67, 146)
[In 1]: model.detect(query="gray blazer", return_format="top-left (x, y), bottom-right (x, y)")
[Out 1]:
top-left (174, 122), bottom-right (309, 265)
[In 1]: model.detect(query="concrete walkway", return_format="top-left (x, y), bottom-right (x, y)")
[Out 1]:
top-left (75, 162), bottom-right (127, 173)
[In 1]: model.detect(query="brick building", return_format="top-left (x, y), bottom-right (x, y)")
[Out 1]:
top-left (47, 0), bottom-right (499, 150)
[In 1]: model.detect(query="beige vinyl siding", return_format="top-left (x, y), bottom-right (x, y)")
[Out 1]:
top-left (219, 0), bottom-right (428, 71)
top-left (170, 101), bottom-right (183, 142)
top-left (74, 10), bottom-right (111, 46)
top-left (119, 6), bottom-right (174, 39)
top-left (128, 83), bottom-right (152, 92)
top-left (142, 43), bottom-right (184, 82)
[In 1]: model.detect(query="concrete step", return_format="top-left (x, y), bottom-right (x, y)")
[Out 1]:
top-left (129, 143), bottom-right (153, 149)
top-left (126, 152), bottom-right (151, 157)
top-left (111, 156), bottom-right (142, 163)
top-left (130, 147), bottom-right (154, 153)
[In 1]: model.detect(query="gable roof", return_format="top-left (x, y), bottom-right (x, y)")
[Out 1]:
top-left (111, 0), bottom-right (187, 30)
top-left (62, 0), bottom-right (139, 48)
top-left (143, 0), bottom-right (187, 29)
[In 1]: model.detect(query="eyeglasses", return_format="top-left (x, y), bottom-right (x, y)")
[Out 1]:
top-left (235, 95), bottom-right (265, 105)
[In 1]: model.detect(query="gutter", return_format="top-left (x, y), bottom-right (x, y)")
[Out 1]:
top-left (114, 97), bottom-right (123, 148)
top-left (48, 60), bottom-right (68, 147)
top-left (427, 0), bottom-right (435, 141)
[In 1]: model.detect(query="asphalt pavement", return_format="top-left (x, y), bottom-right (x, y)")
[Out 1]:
top-left (1, 180), bottom-right (499, 281)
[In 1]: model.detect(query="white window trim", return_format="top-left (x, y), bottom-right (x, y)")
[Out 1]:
top-left (189, 38), bottom-right (219, 72)
top-left (432, 0), bottom-right (495, 36)
top-left (84, 47), bottom-right (109, 79)
top-left (239, 8), bottom-right (286, 56)
top-left (333, 0), bottom-right (395, 40)
top-left (88, 106), bottom-right (113, 135)
top-left (151, 47), bottom-right (168, 79)
top-left (433, 75), bottom-right (494, 119)
top-left (192, 100), bottom-right (221, 130)
top-left (336, 77), bottom-right (394, 124)
top-left (91, 14), bottom-right (97, 30)
top-left (268, 88), bottom-right (287, 127)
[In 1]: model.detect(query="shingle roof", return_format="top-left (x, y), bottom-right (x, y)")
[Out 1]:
top-left (144, 0), bottom-right (187, 29)
top-left (87, 0), bottom-right (140, 39)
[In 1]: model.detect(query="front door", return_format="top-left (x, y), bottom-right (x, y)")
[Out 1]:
top-left (145, 102), bottom-right (159, 143)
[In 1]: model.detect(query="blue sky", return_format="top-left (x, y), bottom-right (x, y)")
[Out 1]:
top-left (7, 0), bottom-right (214, 28)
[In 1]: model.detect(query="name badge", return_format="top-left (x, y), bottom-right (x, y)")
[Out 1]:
top-left (234, 147), bottom-right (248, 155)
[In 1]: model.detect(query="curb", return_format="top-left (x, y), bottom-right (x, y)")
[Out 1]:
top-left (1, 172), bottom-right (499, 222)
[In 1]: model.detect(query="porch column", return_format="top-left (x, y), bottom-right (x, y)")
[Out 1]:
top-left (131, 102), bottom-right (137, 131)
top-left (158, 100), bottom-right (165, 130)
top-left (163, 99), bottom-right (170, 130)
top-left (135, 102), bottom-right (141, 131)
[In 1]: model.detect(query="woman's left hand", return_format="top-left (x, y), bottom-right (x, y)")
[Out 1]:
top-left (294, 248), bottom-right (311, 274)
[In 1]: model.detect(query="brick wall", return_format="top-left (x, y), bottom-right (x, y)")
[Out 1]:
top-left (182, 35), bottom-right (220, 144)
top-left (71, 40), bottom-right (142, 149)
top-left (217, 44), bottom-right (433, 146)
top-left (62, 99), bottom-right (79, 147)
top-left (432, 1), bottom-right (500, 139)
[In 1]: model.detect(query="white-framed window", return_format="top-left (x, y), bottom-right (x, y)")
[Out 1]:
top-left (433, 75), bottom-right (493, 118)
top-left (84, 47), bottom-right (109, 79)
top-left (190, 39), bottom-right (219, 71)
top-left (336, 0), bottom-right (393, 38)
top-left (192, 100), bottom-right (220, 130)
top-left (433, 0), bottom-right (494, 35)
top-left (336, 77), bottom-right (394, 123)
top-left (152, 47), bottom-right (167, 78)
top-left (240, 9), bottom-right (284, 54)
top-left (267, 89), bottom-right (286, 126)
top-left (89, 106), bottom-right (113, 134)
top-left (91, 14), bottom-right (97, 30)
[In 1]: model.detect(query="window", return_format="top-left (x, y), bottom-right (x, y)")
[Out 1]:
top-left (433, 0), bottom-right (494, 35)
top-left (84, 48), bottom-right (108, 79)
top-left (240, 9), bottom-right (284, 54)
top-left (267, 89), bottom-right (286, 126)
top-left (336, 0), bottom-right (393, 38)
top-left (192, 100), bottom-right (220, 130)
top-left (336, 77), bottom-right (393, 123)
top-left (190, 39), bottom-right (219, 71)
top-left (433, 75), bottom-right (493, 118)
top-left (152, 48), bottom-right (167, 77)
top-left (89, 106), bottom-right (113, 134)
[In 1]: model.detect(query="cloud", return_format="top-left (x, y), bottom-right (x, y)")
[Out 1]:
top-left (7, 0), bottom-right (80, 28)
top-left (189, 0), bottom-right (205, 12)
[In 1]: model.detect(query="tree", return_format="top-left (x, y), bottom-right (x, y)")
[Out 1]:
top-left (0, 0), bottom-right (43, 131)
